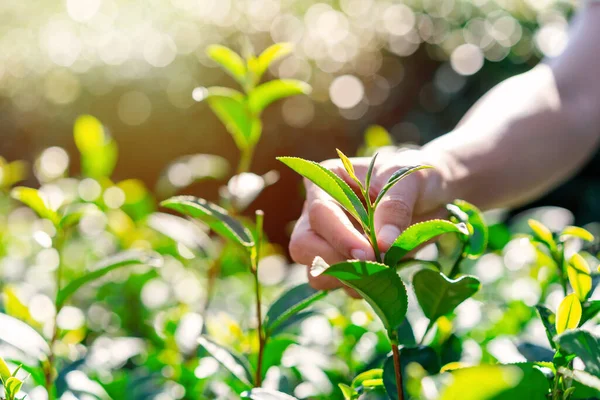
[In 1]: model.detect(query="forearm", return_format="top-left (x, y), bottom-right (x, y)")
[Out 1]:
top-left (424, 3), bottom-right (600, 210)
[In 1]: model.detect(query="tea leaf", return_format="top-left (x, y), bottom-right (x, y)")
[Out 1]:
top-left (555, 329), bottom-right (600, 377)
top-left (241, 388), bottom-right (298, 399)
top-left (528, 219), bottom-right (557, 253)
top-left (336, 149), bottom-right (357, 181)
top-left (535, 305), bottom-right (557, 349)
top-left (560, 226), bottom-right (594, 242)
top-left (248, 79), bottom-right (311, 114)
top-left (261, 336), bottom-right (296, 376)
top-left (0, 159), bottom-right (27, 189)
top-left (555, 294), bottom-right (582, 335)
top-left (581, 300), bottom-right (600, 325)
top-left (0, 313), bottom-right (50, 361)
top-left (338, 383), bottom-right (358, 400)
top-left (161, 196), bottom-right (254, 248)
top-left (74, 115), bottom-right (118, 179)
top-left (412, 269), bottom-right (480, 322)
top-left (198, 336), bottom-right (253, 388)
top-left (56, 250), bottom-right (162, 308)
top-left (383, 346), bottom-right (441, 399)
top-left (252, 43), bottom-right (293, 81)
top-left (277, 157), bottom-right (369, 227)
top-left (352, 368), bottom-right (383, 389)
top-left (264, 283), bottom-right (327, 335)
top-left (206, 45), bottom-right (247, 86)
top-left (384, 220), bottom-right (469, 268)
top-left (5, 376), bottom-right (23, 397)
top-left (312, 258), bottom-right (407, 335)
top-left (449, 200), bottom-right (488, 258)
top-left (0, 356), bottom-right (11, 381)
top-left (10, 187), bottom-right (59, 226)
top-left (567, 253), bottom-right (592, 301)
top-left (365, 153), bottom-right (378, 193)
top-left (270, 311), bottom-right (316, 337)
top-left (558, 367), bottom-right (600, 392)
top-left (374, 165), bottom-right (432, 207)
top-left (205, 91), bottom-right (260, 150)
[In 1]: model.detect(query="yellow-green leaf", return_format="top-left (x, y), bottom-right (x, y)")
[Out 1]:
top-left (251, 42), bottom-right (293, 81)
top-left (0, 356), bottom-right (11, 382)
top-left (4, 376), bottom-right (23, 397)
top-left (339, 383), bottom-right (357, 400)
top-left (528, 219), bottom-right (556, 252)
top-left (560, 226), bottom-right (594, 242)
top-left (74, 115), bottom-right (118, 179)
top-left (10, 187), bottom-right (59, 226)
top-left (556, 294), bottom-right (582, 334)
top-left (248, 79), bottom-right (311, 114)
top-left (206, 45), bottom-right (247, 87)
top-left (336, 149), bottom-right (357, 181)
top-left (364, 125), bottom-right (393, 148)
top-left (567, 253), bottom-right (592, 301)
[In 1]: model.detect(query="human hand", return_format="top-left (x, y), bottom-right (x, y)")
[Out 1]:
top-left (289, 149), bottom-right (454, 297)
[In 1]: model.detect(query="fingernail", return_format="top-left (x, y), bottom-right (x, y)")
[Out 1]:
top-left (379, 224), bottom-right (401, 247)
top-left (350, 249), bottom-right (367, 260)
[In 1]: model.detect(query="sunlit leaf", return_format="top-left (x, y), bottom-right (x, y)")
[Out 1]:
top-left (374, 165), bottom-right (432, 207)
top-left (352, 369), bottom-right (383, 389)
top-left (0, 313), bottom-right (49, 361)
top-left (241, 388), bottom-right (298, 400)
top-left (56, 250), bottom-right (162, 308)
top-left (5, 376), bottom-right (23, 397)
top-left (74, 115), bottom-right (118, 179)
top-left (0, 159), bottom-right (27, 188)
top-left (384, 220), bottom-right (469, 268)
top-left (449, 200), bottom-right (488, 258)
top-left (277, 157), bottom-right (369, 227)
top-left (364, 125), bottom-right (393, 149)
top-left (338, 383), bottom-right (358, 400)
top-left (412, 269), bottom-right (480, 322)
top-left (560, 226), bottom-right (594, 242)
top-left (206, 45), bottom-right (247, 86)
top-left (161, 196), bottom-right (254, 248)
top-left (383, 346), bottom-right (441, 399)
top-left (336, 149), bottom-right (357, 182)
top-left (312, 258), bottom-right (407, 335)
top-left (0, 356), bottom-right (11, 381)
top-left (556, 294), bottom-right (582, 335)
top-left (251, 42), bottom-right (293, 81)
top-left (264, 283), bottom-right (327, 335)
top-left (10, 187), bottom-right (59, 226)
top-left (567, 253), bottom-right (592, 301)
top-left (555, 329), bottom-right (600, 377)
top-left (205, 91), bottom-right (260, 150)
top-left (581, 300), bottom-right (600, 325)
top-left (558, 367), bottom-right (600, 394)
top-left (528, 219), bottom-right (557, 253)
top-left (198, 336), bottom-right (253, 388)
top-left (248, 79), bottom-right (311, 114)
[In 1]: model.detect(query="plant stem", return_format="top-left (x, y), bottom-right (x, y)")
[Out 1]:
top-left (419, 319), bottom-right (435, 346)
top-left (390, 335), bottom-right (404, 400)
top-left (367, 207), bottom-right (383, 263)
top-left (253, 211), bottom-right (265, 387)
top-left (237, 145), bottom-right (255, 175)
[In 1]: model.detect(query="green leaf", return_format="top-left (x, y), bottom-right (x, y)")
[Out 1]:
top-left (449, 200), bottom-right (488, 258)
top-left (0, 313), bottom-right (50, 361)
top-left (205, 91), bottom-right (261, 150)
top-left (374, 165), bottom-right (432, 207)
top-left (206, 45), bottom-right (247, 86)
top-left (241, 388), bottom-right (298, 399)
top-left (555, 329), bottom-right (600, 377)
top-left (264, 283), bottom-right (326, 335)
top-left (383, 346), bottom-right (441, 399)
top-left (10, 187), bottom-right (59, 226)
top-left (567, 253), bottom-right (592, 301)
top-left (384, 220), bottom-right (469, 268)
top-left (438, 364), bottom-right (550, 400)
top-left (536, 305), bottom-right (557, 349)
top-left (248, 79), bottom-right (311, 114)
top-left (560, 226), bottom-right (595, 242)
top-left (556, 294), bottom-right (582, 335)
top-left (312, 258), bottom-right (407, 335)
top-left (161, 196), bottom-right (254, 248)
top-left (270, 311), bottom-right (316, 336)
top-left (260, 336), bottom-right (296, 376)
top-left (528, 219), bottom-right (557, 253)
top-left (581, 300), bottom-right (600, 324)
top-left (0, 357), bottom-right (11, 382)
top-left (352, 368), bottom-right (383, 389)
top-left (413, 269), bottom-right (480, 322)
top-left (338, 383), bottom-right (358, 400)
top-left (56, 250), bottom-right (162, 308)
top-left (277, 157), bottom-right (369, 227)
top-left (365, 153), bottom-right (378, 193)
top-left (73, 115), bottom-right (118, 179)
top-left (198, 336), bottom-right (253, 388)
top-left (5, 376), bottom-right (23, 397)
top-left (251, 42), bottom-right (293, 81)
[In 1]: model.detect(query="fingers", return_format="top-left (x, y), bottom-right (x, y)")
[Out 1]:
top-left (372, 172), bottom-right (420, 251)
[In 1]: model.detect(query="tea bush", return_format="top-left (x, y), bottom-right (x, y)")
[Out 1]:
top-left (0, 44), bottom-right (599, 400)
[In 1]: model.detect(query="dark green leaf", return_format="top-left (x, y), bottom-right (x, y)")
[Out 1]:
top-left (312, 258), bottom-right (407, 335)
top-left (396, 318), bottom-right (416, 347)
top-left (10, 187), bottom-right (59, 226)
top-left (241, 388), bottom-right (298, 399)
top-left (516, 343), bottom-right (554, 362)
top-left (264, 283), bottom-right (326, 335)
top-left (198, 336), bottom-right (253, 388)
top-left (161, 196), bottom-right (254, 247)
top-left (383, 346), bottom-right (440, 399)
top-left (206, 45), bottom-right (247, 86)
top-left (384, 220), bottom-right (468, 268)
top-left (412, 269), bottom-right (480, 322)
top-left (248, 79), bottom-right (311, 114)
top-left (536, 305), bottom-right (557, 349)
top-left (450, 200), bottom-right (488, 258)
top-left (0, 313), bottom-right (49, 361)
top-left (56, 250), bottom-right (162, 308)
top-left (581, 300), bottom-right (600, 324)
top-left (270, 311), bottom-right (316, 337)
top-left (374, 166), bottom-right (432, 206)
top-left (555, 329), bottom-right (600, 377)
top-left (277, 157), bottom-right (369, 227)
top-left (365, 153), bottom-right (379, 193)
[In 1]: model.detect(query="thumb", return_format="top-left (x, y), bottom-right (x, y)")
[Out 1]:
top-left (373, 175), bottom-right (419, 251)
